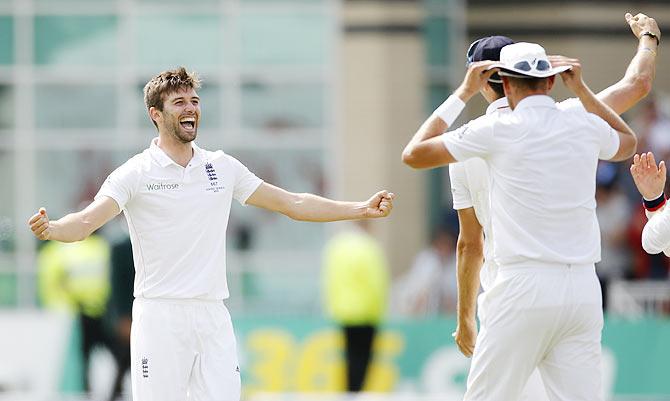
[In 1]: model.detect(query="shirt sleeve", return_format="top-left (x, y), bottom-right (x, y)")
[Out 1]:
top-left (94, 159), bottom-right (141, 210)
top-left (449, 163), bottom-right (473, 210)
top-left (642, 206), bottom-right (670, 255)
top-left (559, 99), bottom-right (620, 160)
top-left (584, 113), bottom-right (620, 160)
top-left (227, 155), bottom-right (263, 205)
top-left (440, 116), bottom-right (495, 162)
top-left (556, 97), bottom-right (583, 111)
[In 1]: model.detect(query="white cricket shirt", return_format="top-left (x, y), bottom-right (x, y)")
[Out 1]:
top-left (442, 95), bottom-right (619, 267)
top-left (95, 138), bottom-right (263, 300)
top-left (642, 206), bottom-right (670, 256)
top-left (449, 97), bottom-right (509, 290)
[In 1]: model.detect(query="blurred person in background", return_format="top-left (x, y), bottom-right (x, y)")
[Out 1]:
top-left (595, 162), bottom-right (633, 310)
top-left (28, 66), bottom-right (395, 401)
top-left (322, 220), bottom-right (389, 392)
top-left (106, 235), bottom-right (134, 401)
top-left (632, 97), bottom-right (670, 162)
top-left (393, 224), bottom-right (458, 316)
top-left (37, 232), bottom-right (114, 396)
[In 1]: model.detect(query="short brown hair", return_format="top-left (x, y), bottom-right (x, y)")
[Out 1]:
top-left (488, 82), bottom-right (505, 98)
top-left (143, 67), bottom-right (201, 128)
top-left (506, 76), bottom-right (548, 92)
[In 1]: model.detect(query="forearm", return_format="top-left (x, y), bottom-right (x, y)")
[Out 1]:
top-left (403, 87), bottom-right (472, 161)
top-left (630, 35), bottom-right (658, 79)
top-left (597, 36), bottom-right (656, 114)
top-left (456, 244), bottom-right (484, 322)
top-left (574, 84), bottom-right (634, 134)
top-left (403, 115), bottom-right (449, 161)
top-left (284, 193), bottom-right (366, 222)
top-left (49, 212), bottom-right (97, 242)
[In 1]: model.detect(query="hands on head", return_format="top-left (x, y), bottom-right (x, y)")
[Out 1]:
top-left (365, 190), bottom-right (396, 218)
top-left (28, 207), bottom-right (50, 240)
top-left (546, 55), bottom-right (584, 94)
top-left (455, 61), bottom-right (500, 102)
top-left (630, 152), bottom-right (667, 199)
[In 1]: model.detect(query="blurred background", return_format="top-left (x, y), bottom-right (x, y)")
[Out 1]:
top-left (2, 0), bottom-right (670, 400)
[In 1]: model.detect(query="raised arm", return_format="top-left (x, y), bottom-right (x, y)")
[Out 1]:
top-left (28, 196), bottom-right (121, 242)
top-left (595, 13), bottom-right (659, 114)
top-left (245, 182), bottom-right (394, 222)
top-left (630, 152), bottom-right (670, 255)
top-left (549, 13), bottom-right (659, 116)
top-left (453, 207), bottom-right (485, 357)
top-left (402, 61), bottom-right (498, 169)
top-left (558, 59), bottom-right (637, 161)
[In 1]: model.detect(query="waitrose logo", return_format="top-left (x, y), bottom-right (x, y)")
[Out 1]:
top-left (146, 182), bottom-right (180, 191)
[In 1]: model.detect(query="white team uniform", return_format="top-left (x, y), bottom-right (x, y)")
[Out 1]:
top-left (95, 138), bottom-right (263, 401)
top-left (642, 204), bottom-right (670, 255)
top-left (449, 97), bottom-right (549, 401)
top-left (442, 95), bottom-right (619, 401)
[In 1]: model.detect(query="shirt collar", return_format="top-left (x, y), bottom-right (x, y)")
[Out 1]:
top-left (149, 137), bottom-right (206, 168)
top-left (189, 142), bottom-right (207, 167)
top-left (513, 95), bottom-right (556, 112)
top-left (486, 97), bottom-right (510, 115)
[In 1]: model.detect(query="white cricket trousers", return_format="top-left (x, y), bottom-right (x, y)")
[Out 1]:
top-left (465, 263), bottom-right (603, 401)
top-left (131, 298), bottom-right (241, 401)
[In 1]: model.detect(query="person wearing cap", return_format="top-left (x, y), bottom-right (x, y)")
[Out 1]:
top-left (437, 13), bottom-right (658, 401)
top-left (402, 28), bottom-right (647, 401)
top-left (437, 12), bottom-right (657, 401)
top-left (630, 151), bottom-right (670, 256)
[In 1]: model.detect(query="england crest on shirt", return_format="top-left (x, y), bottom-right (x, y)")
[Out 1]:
top-left (205, 162), bottom-right (224, 193)
top-left (205, 163), bottom-right (218, 181)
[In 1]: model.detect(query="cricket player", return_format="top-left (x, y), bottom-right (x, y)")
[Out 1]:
top-left (402, 38), bottom-right (638, 400)
top-left (630, 151), bottom-right (670, 255)
top-left (451, 13), bottom-right (659, 401)
top-left (28, 67), bottom-right (395, 401)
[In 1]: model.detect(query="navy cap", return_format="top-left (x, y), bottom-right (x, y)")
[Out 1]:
top-left (466, 35), bottom-right (515, 83)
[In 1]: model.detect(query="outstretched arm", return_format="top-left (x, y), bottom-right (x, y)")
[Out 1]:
top-left (453, 207), bottom-right (485, 358)
top-left (28, 196), bottom-right (120, 242)
top-left (402, 61), bottom-right (498, 169)
top-left (245, 182), bottom-right (394, 222)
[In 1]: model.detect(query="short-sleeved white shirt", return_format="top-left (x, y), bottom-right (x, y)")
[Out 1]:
top-left (449, 97), bottom-right (509, 290)
top-left (95, 138), bottom-right (263, 300)
top-left (443, 95), bottom-right (619, 267)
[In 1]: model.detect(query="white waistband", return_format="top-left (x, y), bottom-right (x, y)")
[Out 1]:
top-left (498, 261), bottom-right (595, 271)
top-left (134, 297), bottom-right (224, 305)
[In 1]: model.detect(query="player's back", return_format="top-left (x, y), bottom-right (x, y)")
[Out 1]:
top-left (486, 95), bottom-right (617, 266)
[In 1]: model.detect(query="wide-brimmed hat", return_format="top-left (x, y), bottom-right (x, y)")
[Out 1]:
top-left (489, 42), bottom-right (571, 78)
top-left (466, 35), bottom-right (515, 84)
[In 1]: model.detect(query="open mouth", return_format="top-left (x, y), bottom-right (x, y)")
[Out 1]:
top-left (180, 117), bottom-right (196, 130)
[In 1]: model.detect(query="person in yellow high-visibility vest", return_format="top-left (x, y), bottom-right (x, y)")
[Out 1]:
top-left (37, 233), bottom-right (112, 394)
top-left (323, 221), bottom-right (389, 392)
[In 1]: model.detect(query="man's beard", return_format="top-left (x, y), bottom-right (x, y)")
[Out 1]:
top-left (167, 119), bottom-right (197, 143)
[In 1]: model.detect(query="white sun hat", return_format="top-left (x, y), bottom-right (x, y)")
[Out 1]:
top-left (490, 42), bottom-right (571, 78)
